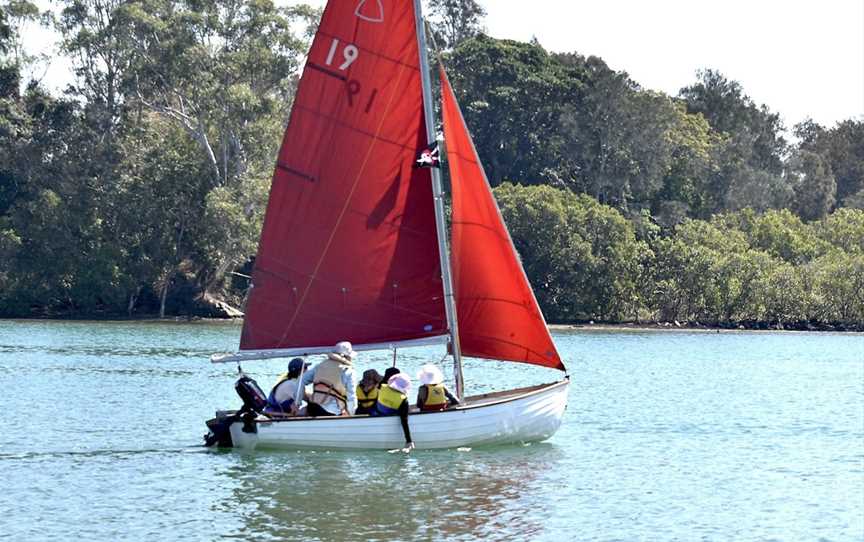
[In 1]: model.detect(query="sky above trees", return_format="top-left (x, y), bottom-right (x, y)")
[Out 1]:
top-left (20, 1), bottom-right (864, 130)
top-left (479, 0), bottom-right (864, 130)
top-left (281, 0), bottom-right (863, 130)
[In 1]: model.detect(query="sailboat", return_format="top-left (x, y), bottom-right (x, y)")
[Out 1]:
top-left (205, 0), bottom-right (569, 451)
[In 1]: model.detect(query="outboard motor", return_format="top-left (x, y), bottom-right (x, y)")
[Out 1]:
top-left (235, 374), bottom-right (268, 414)
top-left (204, 373), bottom-right (268, 447)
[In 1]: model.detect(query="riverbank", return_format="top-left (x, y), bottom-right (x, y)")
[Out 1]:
top-left (550, 320), bottom-right (863, 333)
top-left (2, 314), bottom-right (861, 332)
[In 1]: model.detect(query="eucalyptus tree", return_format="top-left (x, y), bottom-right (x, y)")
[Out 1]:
top-left (120, 0), bottom-right (315, 187)
top-left (58, 0), bottom-right (134, 131)
top-left (0, 1), bottom-right (41, 68)
top-left (795, 119), bottom-right (864, 210)
top-left (120, 1), bottom-right (316, 313)
top-left (679, 69), bottom-right (789, 214)
top-left (56, 0), bottom-right (317, 315)
top-left (445, 36), bottom-right (575, 187)
top-left (652, 102), bottom-right (721, 225)
top-left (680, 69), bottom-right (787, 173)
top-left (427, 0), bottom-right (486, 50)
top-left (558, 53), bottom-right (677, 213)
top-left (788, 150), bottom-right (836, 221)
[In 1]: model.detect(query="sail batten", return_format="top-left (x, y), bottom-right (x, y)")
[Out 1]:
top-left (442, 68), bottom-right (564, 371)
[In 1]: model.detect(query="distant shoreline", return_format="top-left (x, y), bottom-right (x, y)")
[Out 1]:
top-left (1, 315), bottom-right (860, 333)
top-left (549, 322), bottom-right (863, 333)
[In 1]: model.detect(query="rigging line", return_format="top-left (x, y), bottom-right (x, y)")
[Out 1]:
top-left (278, 62), bottom-right (413, 346)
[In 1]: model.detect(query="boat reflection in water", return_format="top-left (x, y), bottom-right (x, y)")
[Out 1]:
top-left (215, 444), bottom-right (564, 540)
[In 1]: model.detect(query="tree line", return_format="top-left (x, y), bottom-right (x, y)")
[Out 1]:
top-left (1, 0), bottom-right (862, 328)
top-left (497, 183), bottom-right (863, 329)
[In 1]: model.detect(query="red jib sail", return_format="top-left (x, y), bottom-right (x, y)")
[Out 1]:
top-left (240, 1), bottom-right (446, 351)
top-left (442, 68), bottom-right (564, 370)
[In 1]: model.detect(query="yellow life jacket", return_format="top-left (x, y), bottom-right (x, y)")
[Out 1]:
top-left (356, 384), bottom-right (379, 409)
top-left (420, 383), bottom-right (448, 411)
top-left (311, 358), bottom-right (347, 411)
top-left (374, 384), bottom-right (406, 416)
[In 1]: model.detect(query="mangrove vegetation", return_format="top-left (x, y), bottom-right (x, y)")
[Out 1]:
top-left (1, 0), bottom-right (862, 329)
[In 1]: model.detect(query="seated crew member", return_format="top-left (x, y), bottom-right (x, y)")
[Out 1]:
top-left (415, 364), bottom-right (459, 412)
top-left (355, 369), bottom-right (382, 415)
top-left (381, 366), bottom-right (400, 387)
top-left (300, 341), bottom-right (358, 417)
top-left (372, 373), bottom-right (414, 450)
top-left (265, 357), bottom-right (310, 416)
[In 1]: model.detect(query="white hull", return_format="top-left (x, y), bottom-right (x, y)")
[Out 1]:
top-left (223, 379), bottom-right (569, 451)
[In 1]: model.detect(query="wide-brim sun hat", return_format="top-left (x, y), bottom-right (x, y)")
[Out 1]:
top-left (388, 373), bottom-right (411, 394)
top-left (383, 367), bottom-right (400, 382)
top-left (417, 364), bottom-right (443, 386)
top-left (333, 341), bottom-right (357, 359)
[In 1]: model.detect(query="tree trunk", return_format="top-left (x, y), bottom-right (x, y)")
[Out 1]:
top-left (194, 118), bottom-right (221, 182)
top-left (127, 286), bottom-right (140, 317)
top-left (159, 280), bottom-right (169, 319)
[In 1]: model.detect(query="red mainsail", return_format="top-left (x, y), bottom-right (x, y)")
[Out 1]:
top-left (442, 68), bottom-right (564, 370)
top-left (240, 1), bottom-right (446, 351)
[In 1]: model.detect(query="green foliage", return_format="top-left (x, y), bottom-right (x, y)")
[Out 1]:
top-left (445, 36), bottom-right (576, 188)
top-left (557, 56), bottom-right (677, 212)
top-left (757, 262), bottom-right (810, 324)
top-left (796, 119), bottom-right (864, 210)
top-left (806, 251), bottom-right (864, 324)
top-left (653, 103), bottom-right (721, 224)
top-left (647, 208), bottom-right (864, 326)
top-left (814, 208), bottom-right (864, 254)
top-left (713, 208), bottom-right (829, 265)
top-left (428, 0), bottom-right (486, 50)
top-left (1, 7), bottom-right (862, 327)
top-left (679, 69), bottom-right (787, 175)
top-left (789, 150), bottom-right (836, 221)
top-left (0, 0), bottom-right (313, 317)
top-left (494, 183), bottom-right (649, 321)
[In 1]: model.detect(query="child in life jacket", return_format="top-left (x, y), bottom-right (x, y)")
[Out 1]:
top-left (415, 364), bottom-right (460, 412)
top-left (355, 369), bottom-right (382, 415)
top-left (372, 373), bottom-right (414, 450)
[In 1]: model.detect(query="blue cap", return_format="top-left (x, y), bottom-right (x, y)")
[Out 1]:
top-left (288, 358), bottom-right (309, 373)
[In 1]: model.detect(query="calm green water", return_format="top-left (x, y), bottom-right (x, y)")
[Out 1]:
top-left (0, 320), bottom-right (861, 541)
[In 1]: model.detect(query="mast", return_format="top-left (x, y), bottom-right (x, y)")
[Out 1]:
top-left (413, 0), bottom-right (465, 400)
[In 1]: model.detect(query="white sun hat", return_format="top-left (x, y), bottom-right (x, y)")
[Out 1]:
top-left (333, 341), bottom-right (356, 359)
top-left (417, 364), bottom-right (444, 386)
top-left (388, 373), bottom-right (412, 394)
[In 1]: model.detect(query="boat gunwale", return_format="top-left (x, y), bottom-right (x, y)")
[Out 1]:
top-left (253, 377), bottom-right (570, 425)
